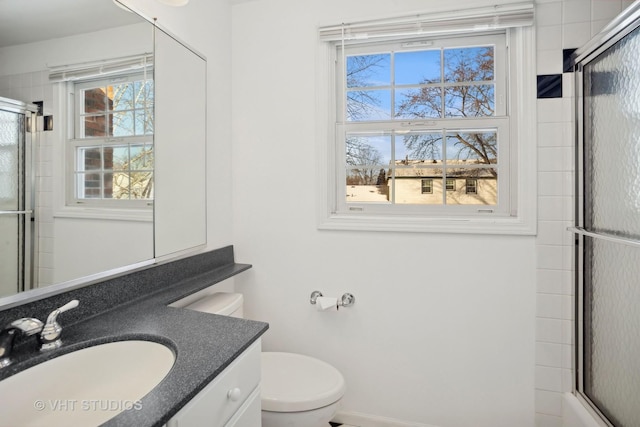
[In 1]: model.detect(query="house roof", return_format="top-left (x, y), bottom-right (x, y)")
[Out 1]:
top-left (392, 159), bottom-right (496, 178)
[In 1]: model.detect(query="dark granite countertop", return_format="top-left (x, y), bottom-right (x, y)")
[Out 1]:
top-left (0, 246), bottom-right (268, 427)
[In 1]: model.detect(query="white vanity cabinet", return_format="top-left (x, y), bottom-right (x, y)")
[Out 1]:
top-left (167, 340), bottom-right (262, 427)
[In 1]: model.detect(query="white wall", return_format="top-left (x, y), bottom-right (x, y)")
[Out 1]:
top-left (231, 0), bottom-right (536, 426)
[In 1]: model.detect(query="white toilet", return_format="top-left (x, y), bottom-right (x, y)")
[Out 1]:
top-left (184, 292), bottom-right (346, 427)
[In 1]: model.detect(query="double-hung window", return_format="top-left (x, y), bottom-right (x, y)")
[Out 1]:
top-left (67, 72), bottom-right (154, 209)
top-left (340, 34), bottom-right (506, 210)
top-left (318, 3), bottom-right (536, 234)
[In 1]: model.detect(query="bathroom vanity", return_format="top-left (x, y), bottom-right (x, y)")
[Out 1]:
top-left (166, 340), bottom-right (262, 427)
top-left (0, 246), bottom-right (268, 427)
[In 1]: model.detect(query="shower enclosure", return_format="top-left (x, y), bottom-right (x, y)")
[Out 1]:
top-left (0, 97), bottom-right (38, 298)
top-left (571, 3), bottom-right (640, 426)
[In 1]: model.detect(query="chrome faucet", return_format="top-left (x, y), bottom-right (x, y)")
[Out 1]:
top-left (39, 300), bottom-right (79, 351)
top-left (0, 299), bottom-right (79, 368)
top-left (0, 318), bottom-right (44, 368)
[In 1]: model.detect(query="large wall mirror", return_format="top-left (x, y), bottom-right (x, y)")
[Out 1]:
top-left (0, 0), bottom-right (206, 306)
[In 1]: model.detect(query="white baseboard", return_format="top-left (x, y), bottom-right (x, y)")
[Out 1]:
top-left (332, 411), bottom-right (440, 427)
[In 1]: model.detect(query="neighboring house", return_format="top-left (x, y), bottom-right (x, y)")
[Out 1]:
top-left (346, 159), bottom-right (497, 206)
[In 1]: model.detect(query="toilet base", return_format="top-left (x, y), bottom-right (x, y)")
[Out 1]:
top-left (261, 400), bottom-right (340, 427)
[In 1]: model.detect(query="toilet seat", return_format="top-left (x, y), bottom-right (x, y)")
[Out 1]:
top-left (261, 352), bottom-right (346, 412)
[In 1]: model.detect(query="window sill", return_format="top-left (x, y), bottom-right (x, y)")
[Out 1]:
top-left (318, 212), bottom-right (536, 235)
top-left (54, 206), bottom-right (153, 222)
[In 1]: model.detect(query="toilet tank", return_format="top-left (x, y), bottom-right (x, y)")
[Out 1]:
top-left (184, 292), bottom-right (244, 318)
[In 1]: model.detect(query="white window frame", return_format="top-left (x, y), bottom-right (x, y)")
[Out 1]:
top-left (64, 72), bottom-right (154, 216)
top-left (316, 16), bottom-right (536, 235)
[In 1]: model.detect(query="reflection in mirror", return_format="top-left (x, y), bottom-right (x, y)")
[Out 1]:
top-left (0, 0), bottom-right (154, 299)
top-left (154, 28), bottom-right (207, 258)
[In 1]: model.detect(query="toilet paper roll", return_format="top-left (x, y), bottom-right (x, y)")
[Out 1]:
top-left (316, 296), bottom-right (338, 312)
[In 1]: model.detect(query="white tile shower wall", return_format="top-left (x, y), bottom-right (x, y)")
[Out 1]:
top-left (534, 1), bottom-right (632, 426)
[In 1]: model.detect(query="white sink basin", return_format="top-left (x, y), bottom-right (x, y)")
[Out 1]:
top-left (0, 340), bottom-right (175, 427)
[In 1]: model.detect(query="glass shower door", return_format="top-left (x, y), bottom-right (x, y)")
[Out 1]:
top-left (0, 97), bottom-right (36, 298)
top-left (573, 5), bottom-right (640, 426)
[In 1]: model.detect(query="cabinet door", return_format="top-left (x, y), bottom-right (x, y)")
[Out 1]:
top-left (167, 340), bottom-right (261, 427)
top-left (224, 386), bottom-right (261, 427)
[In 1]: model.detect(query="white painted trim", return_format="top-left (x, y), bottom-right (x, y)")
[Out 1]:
top-left (333, 410), bottom-right (441, 427)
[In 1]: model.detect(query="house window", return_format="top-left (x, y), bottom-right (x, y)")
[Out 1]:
top-left (465, 179), bottom-right (477, 194)
top-left (68, 72), bottom-right (154, 207)
top-left (317, 4), bottom-right (537, 234)
top-left (445, 178), bottom-right (456, 191)
top-left (421, 178), bottom-right (433, 194)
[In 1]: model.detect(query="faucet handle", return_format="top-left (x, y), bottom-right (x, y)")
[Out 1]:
top-left (40, 299), bottom-right (79, 351)
top-left (44, 299), bottom-right (79, 325)
top-left (10, 318), bottom-right (44, 336)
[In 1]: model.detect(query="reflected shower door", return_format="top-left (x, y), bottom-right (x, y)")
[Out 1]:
top-left (0, 99), bottom-right (35, 298)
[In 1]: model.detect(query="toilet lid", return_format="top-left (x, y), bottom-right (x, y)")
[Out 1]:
top-left (261, 352), bottom-right (346, 412)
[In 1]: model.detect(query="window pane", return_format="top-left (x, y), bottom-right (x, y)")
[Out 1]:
top-left (347, 54), bottom-right (390, 88)
top-left (130, 144), bottom-right (154, 171)
top-left (398, 132), bottom-right (443, 163)
top-left (134, 80), bottom-right (154, 109)
top-left (109, 82), bottom-right (134, 111)
top-left (78, 147), bottom-right (102, 171)
top-left (129, 171), bottom-right (154, 199)
top-left (395, 50), bottom-right (441, 85)
top-left (77, 172), bottom-right (101, 198)
top-left (108, 145), bottom-right (129, 171)
top-left (103, 172), bottom-right (113, 198)
top-left (395, 87), bottom-right (442, 119)
top-left (445, 168), bottom-right (497, 205)
top-left (135, 109), bottom-right (154, 135)
top-left (113, 171), bottom-right (137, 199)
top-left (346, 168), bottom-right (390, 202)
top-left (394, 168), bottom-right (444, 205)
top-left (347, 89), bottom-right (391, 121)
top-left (111, 111), bottom-right (135, 136)
top-left (444, 46), bottom-right (494, 82)
top-left (444, 85), bottom-right (495, 117)
top-left (445, 131), bottom-right (497, 164)
top-left (82, 87), bottom-right (106, 113)
top-left (83, 115), bottom-right (106, 137)
top-left (346, 134), bottom-right (391, 166)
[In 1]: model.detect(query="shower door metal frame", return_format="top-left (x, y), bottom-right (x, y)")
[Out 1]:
top-left (0, 97), bottom-right (38, 294)
top-left (571, 3), bottom-right (640, 426)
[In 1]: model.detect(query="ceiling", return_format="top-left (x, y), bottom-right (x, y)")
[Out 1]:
top-left (0, 0), bottom-right (143, 48)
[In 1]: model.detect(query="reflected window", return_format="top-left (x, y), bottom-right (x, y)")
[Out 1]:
top-left (68, 72), bottom-right (154, 206)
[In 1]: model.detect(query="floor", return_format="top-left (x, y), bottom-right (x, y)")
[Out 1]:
top-left (330, 423), bottom-right (358, 427)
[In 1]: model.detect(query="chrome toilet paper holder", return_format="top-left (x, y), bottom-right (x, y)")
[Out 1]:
top-left (310, 291), bottom-right (355, 308)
